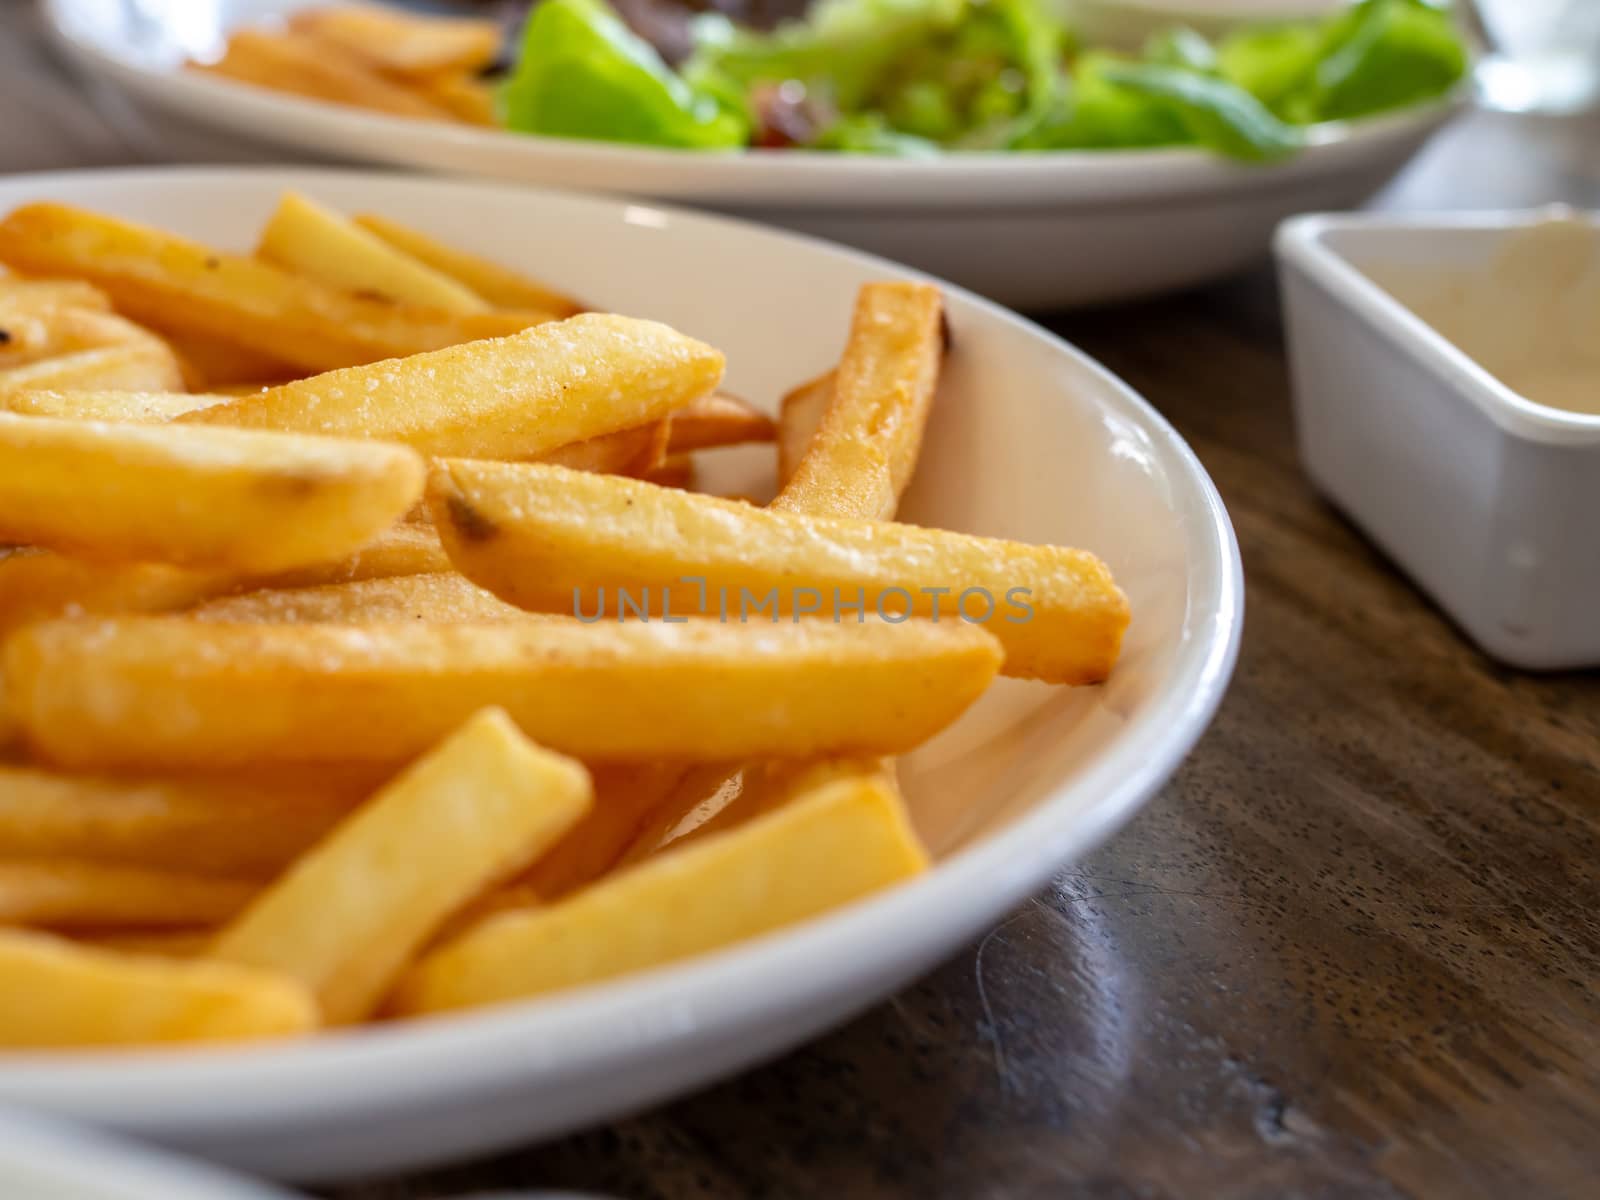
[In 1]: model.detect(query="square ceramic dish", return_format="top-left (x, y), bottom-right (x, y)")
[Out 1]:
top-left (1276, 209), bottom-right (1600, 670)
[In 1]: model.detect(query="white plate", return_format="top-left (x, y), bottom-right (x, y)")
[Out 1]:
top-left (42, 0), bottom-right (1459, 309)
top-left (0, 167), bottom-right (1242, 1182)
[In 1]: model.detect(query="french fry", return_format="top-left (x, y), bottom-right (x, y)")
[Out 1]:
top-left (0, 389), bottom-right (230, 422)
top-left (0, 307), bottom-right (166, 369)
top-left (776, 371), bottom-right (832, 488)
top-left (610, 762), bottom-right (747, 867)
top-left (211, 708), bottom-right (592, 1023)
top-left (352, 213), bottom-right (584, 316)
top-left (642, 453), bottom-right (696, 490)
top-left (0, 766), bottom-right (376, 878)
top-left (429, 460), bottom-right (1129, 684)
top-left (0, 277), bottom-right (111, 312)
top-left (287, 5), bottom-right (501, 76)
top-left (257, 192), bottom-right (489, 314)
top-left (391, 762), bottom-right (927, 1013)
top-left (411, 71), bottom-right (497, 126)
top-left (0, 522), bottom-right (450, 636)
top-left (0, 861), bottom-right (256, 929)
top-left (772, 282), bottom-right (944, 521)
top-left (0, 342), bottom-right (185, 394)
top-left (153, 325), bottom-right (303, 390)
top-left (188, 572), bottom-right (534, 625)
top-left (83, 929), bottom-right (214, 959)
top-left (183, 314), bottom-right (724, 460)
top-left (0, 205), bottom-right (558, 372)
top-left (666, 391), bottom-right (777, 453)
top-left (0, 412), bottom-right (425, 571)
top-left (540, 417), bottom-right (670, 476)
top-left (194, 30), bottom-right (451, 120)
top-left (0, 930), bottom-right (313, 1047)
top-left (3, 617), bottom-right (1003, 770)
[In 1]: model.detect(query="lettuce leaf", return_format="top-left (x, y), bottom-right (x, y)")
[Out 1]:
top-left (502, 0), bottom-right (749, 148)
top-left (1097, 62), bottom-right (1304, 160)
top-left (1296, 0), bottom-right (1468, 122)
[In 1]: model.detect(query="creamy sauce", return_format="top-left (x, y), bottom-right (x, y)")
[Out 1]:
top-left (1363, 217), bottom-right (1600, 418)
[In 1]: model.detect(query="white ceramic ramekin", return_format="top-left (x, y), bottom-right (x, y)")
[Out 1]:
top-left (1276, 209), bottom-right (1600, 670)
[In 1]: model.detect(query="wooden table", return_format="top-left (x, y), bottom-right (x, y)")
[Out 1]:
top-left (4, 6), bottom-right (1597, 1195)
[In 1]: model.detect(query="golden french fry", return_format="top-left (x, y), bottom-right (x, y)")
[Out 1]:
top-left (0, 412), bottom-right (424, 571)
top-left (410, 71), bottom-right (496, 126)
top-left (257, 192), bottom-right (489, 314)
top-left (666, 391), bottom-right (777, 453)
top-left (0, 205), bottom-right (557, 372)
top-left (151, 324), bottom-right (301, 390)
top-left (0, 766), bottom-right (377, 877)
top-left (0, 277), bottom-right (111, 312)
top-left (184, 313), bottom-right (724, 459)
top-left (540, 418), bottom-right (670, 476)
top-left (430, 459), bottom-right (1129, 684)
top-left (610, 762), bottom-right (747, 868)
top-left (194, 30), bottom-right (451, 119)
top-left (3, 616), bottom-right (1003, 770)
top-left (391, 762), bottom-right (927, 1013)
top-left (773, 282), bottom-right (944, 521)
top-left (188, 572), bottom-right (534, 625)
top-left (0, 861), bottom-right (257, 929)
top-left (641, 453), bottom-right (696, 490)
top-left (288, 5), bottom-right (501, 76)
top-left (0, 342), bottom-right (185, 395)
top-left (0, 929), bottom-right (313, 1047)
top-left (211, 708), bottom-right (592, 1023)
top-left (0, 389), bottom-right (230, 422)
top-left (352, 213), bottom-right (584, 316)
top-left (83, 929), bottom-right (214, 959)
top-left (776, 371), bottom-right (832, 488)
top-left (0, 522), bottom-right (451, 636)
top-left (0, 307), bottom-right (166, 369)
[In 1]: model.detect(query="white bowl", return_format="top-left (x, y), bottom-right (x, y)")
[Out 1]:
top-left (0, 166), bottom-right (1241, 1181)
top-left (42, 0), bottom-right (1458, 310)
top-left (1277, 209), bottom-right (1600, 669)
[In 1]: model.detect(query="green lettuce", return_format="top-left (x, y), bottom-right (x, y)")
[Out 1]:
top-left (501, 0), bottom-right (748, 148)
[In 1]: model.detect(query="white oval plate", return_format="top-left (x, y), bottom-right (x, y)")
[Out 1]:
top-left (42, 0), bottom-right (1459, 308)
top-left (0, 167), bottom-right (1242, 1182)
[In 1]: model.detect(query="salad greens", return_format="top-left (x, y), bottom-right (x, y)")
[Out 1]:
top-left (501, 0), bottom-right (1468, 159)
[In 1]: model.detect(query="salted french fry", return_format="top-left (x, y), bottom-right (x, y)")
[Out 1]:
top-left (3, 617), bottom-right (1002, 770)
top-left (411, 71), bottom-right (497, 126)
top-left (773, 282), bottom-right (944, 521)
top-left (776, 370), bottom-right (832, 488)
top-left (430, 460), bottom-right (1129, 684)
top-left (211, 709), bottom-right (592, 1023)
top-left (540, 418), bottom-right (670, 476)
top-left (352, 213), bottom-right (584, 316)
top-left (666, 392), bottom-right (777, 453)
top-left (0, 766), bottom-right (377, 877)
top-left (0, 342), bottom-right (185, 395)
top-left (0, 205), bottom-right (557, 372)
top-left (0, 861), bottom-right (257, 929)
top-left (0, 523), bottom-right (450, 636)
top-left (188, 572), bottom-right (534, 625)
top-left (0, 412), bottom-right (424, 571)
top-left (0, 930), bottom-right (313, 1046)
top-left (194, 30), bottom-right (452, 120)
top-left (184, 314), bottom-right (724, 459)
top-left (391, 762), bottom-right (927, 1013)
top-left (0, 389), bottom-right (231, 422)
top-left (257, 193), bottom-right (489, 314)
top-left (288, 5), bottom-right (501, 76)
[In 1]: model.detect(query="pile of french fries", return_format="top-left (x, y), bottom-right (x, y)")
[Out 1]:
top-left (190, 5), bottom-right (503, 128)
top-left (0, 190), bottom-right (1130, 1049)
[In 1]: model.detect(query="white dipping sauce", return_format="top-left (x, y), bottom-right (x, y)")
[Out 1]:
top-left (1365, 218), bottom-right (1600, 418)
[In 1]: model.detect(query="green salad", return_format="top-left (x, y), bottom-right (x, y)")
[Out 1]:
top-left (500, 0), bottom-right (1468, 160)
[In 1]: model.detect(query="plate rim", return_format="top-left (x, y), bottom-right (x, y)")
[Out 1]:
top-left (0, 164), bottom-right (1244, 1138)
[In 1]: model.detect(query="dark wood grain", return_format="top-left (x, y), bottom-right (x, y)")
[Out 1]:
top-left (2, 10), bottom-right (1596, 1194)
